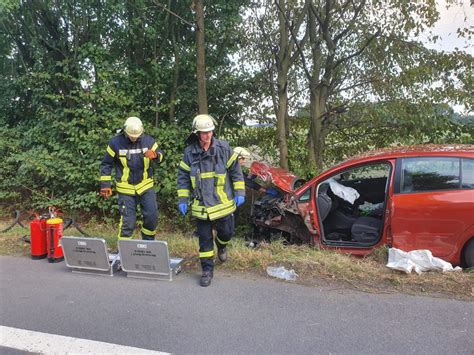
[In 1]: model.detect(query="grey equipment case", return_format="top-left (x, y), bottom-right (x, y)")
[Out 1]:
top-left (60, 236), bottom-right (121, 276)
top-left (118, 239), bottom-right (183, 281)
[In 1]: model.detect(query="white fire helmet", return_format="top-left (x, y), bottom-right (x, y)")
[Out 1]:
top-left (124, 116), bottom-right (144, 138)
top-left (234, 147), bottom-right (251, 159)
top-left (192, 114), bottom-right (216, 133)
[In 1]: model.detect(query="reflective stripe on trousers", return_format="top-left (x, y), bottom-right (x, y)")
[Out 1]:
top-left (117, 189), bottom-right (158, 240)
top-left (195, 214), bottom-right (235, 271)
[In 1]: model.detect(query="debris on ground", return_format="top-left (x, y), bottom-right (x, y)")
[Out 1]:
top-left (266, 266), bottom-right (298, 281)
top-left (386, 248), bottom-right (462, 274)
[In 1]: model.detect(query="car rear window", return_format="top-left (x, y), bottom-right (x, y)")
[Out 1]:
top-left (401, 157), bottom-right (460, 192)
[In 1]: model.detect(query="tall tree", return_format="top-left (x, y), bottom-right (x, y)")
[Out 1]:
top-left (301, 0), bottom-right (472, 170)
top-left (0, 0), bottom-right (256, 211)
top-left (305, 0), bottom-right (379, 169)
top-left (194, 0), bottom-right (208, 114)
top-left (273, 0), bottom-right (309, 169)
top-left (248, 0), bottom-right (309, 169)
top-left (246, 0), bottom-right (472, 171)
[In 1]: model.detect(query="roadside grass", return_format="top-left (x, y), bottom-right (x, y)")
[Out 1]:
top-left (1, 219), bottom-right (472, 300)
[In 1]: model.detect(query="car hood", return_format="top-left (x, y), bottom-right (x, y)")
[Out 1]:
top-left (250, 161), bottom-right (305, 193)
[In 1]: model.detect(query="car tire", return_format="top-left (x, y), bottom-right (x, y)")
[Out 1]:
top-left (463, 238), bottom-right (474, 269)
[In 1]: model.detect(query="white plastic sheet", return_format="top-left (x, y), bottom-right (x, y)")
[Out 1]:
top-left (266, 266), bottom-right (298, 281)
top-left (386, 248), bottom-right (462, 274)
top-left (328, 178), bottom-right (360, 205)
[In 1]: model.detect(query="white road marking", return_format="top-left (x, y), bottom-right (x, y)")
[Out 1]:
top-left (0, 325), bottom-right (169, 354)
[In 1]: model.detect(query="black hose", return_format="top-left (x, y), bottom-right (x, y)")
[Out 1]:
top-left (0, 211), bottom-right (26, 233)
top-left (64, 218), bottom-right (91, 237)
top-left (1, 210), bottom-right (91, 237)
top-left (63, 218), bottom-right (73, 230)
top-left (72, 220), bottom-right (91, 237)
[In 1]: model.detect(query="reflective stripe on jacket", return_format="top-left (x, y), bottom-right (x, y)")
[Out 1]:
top-left (100, 133), bottom-right (163, 195)
top-left (177, 138), bottom-right (245, 221)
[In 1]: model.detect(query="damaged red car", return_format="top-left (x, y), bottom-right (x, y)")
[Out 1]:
top-left (249, 145), bottom-right (474, 268)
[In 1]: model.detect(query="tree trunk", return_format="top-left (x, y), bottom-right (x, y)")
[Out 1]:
top-left (307, 2), bottom-right (327, 172)
top-left (125, 0), bottom-right (145, 98)
top-left (195, 0), bottom-right (208, 114)
top-left (307, 121), bottom-right (316, 165)
top-left (169, 22), bottom-right (180, 123)
top-left (169, 55), bottom-right (180, 123)
top-left (28, 0), bottom-right (77, 107)
top-left (309, 90), bottom-right (328, 172)
top-left (276, 0), bottom-right (290, 170)
top-left (276, 76), bottom-right (289, 170)
top-left (273, 0), bottom-right (309, 169)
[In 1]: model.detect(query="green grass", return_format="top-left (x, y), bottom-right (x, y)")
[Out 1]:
top-left (1, 218), bottom-right (472, 300)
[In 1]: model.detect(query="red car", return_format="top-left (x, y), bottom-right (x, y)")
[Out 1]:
top-left (250, 144), bottom-right (474, 268)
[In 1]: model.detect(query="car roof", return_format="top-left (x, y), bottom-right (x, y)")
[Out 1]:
top-left (295, 144), bottom-right (474, 195)
top-left (340, 144), bottom-right (474, 166)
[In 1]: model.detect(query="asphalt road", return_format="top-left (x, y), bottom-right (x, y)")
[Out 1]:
top-left (0, 256), bottom-right (473, 354)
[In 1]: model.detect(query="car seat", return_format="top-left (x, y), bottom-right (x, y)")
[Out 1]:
top-left (351, 216), bottom-right (383, 243)
top-left (317, 183), bottom-right (333, 222)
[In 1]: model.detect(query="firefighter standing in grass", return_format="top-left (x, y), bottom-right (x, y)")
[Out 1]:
top-left (177, 114), bottom-right (245, 287)
top-left (99, 116), bottom-right (164, 240)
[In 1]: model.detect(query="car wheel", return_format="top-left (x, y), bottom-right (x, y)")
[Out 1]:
top-left (463, 238), bottom-right (474, 269)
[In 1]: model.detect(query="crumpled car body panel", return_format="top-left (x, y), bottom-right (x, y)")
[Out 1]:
top-left (250, 161), bottom-right (306, 193)
top-left (249, 161), bottom-right (313, 244)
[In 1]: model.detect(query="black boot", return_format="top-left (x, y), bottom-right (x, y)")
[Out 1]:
top-left (218, 247), bottom-right (227, 262)
top-left (200, 269), bottom-right (213, 287)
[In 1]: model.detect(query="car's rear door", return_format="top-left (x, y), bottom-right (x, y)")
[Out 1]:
top-left (390, 156), bottom-right (472, 257)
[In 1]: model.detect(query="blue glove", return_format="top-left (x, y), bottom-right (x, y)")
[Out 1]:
top-left (234, 195), bottom-right (245, 207)
top-left (178, 203), bottom-right (188, 216)
top-left (266, 187), bottom-right (279, 197)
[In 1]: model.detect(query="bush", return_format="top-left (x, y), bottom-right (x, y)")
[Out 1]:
top-left (0, 112), bottom-right (188, 219)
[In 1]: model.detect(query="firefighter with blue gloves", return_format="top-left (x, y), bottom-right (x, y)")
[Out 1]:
top-left (177, 114), bottom-right (245, 287)
top-left (100, 116), bottom-right (163, 240)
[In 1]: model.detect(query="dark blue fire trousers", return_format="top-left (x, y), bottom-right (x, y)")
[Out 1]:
top-left (196, 213), bottom-right (235, 271)
top-left (117, 189), bottom-right (158, 240)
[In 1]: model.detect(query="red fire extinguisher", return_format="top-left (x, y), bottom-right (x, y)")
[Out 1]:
top-left (29, 216), bottom-right (47, 259)
top-left (46, 217), bottom-right (64, 263)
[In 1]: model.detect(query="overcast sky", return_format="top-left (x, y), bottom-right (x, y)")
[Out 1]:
top-left (423, 1), bottom-right (473, 53)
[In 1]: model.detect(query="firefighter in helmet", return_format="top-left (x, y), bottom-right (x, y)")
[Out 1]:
top-left (234, 146), bottom-right (279, 197)
top-left (177, 114), bottom-right (245, 287)
top-left (99, 116), bottom-right (164, 240)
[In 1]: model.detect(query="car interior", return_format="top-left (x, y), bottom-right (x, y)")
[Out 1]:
top-left (316, 163), bottom-right (390, 245)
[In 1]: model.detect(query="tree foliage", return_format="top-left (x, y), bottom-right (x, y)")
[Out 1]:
top-left (242, 0), bottom-right (472, 171)
top-left (0, 0), bottom-right (471, 216)
top-left (0, 0), bottom-right (255, 213)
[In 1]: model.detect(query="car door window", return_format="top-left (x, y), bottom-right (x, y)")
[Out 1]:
top-left (401, 157), bottom-right (460, 193)
top-left (462, 158), bottom-right (474, 189)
